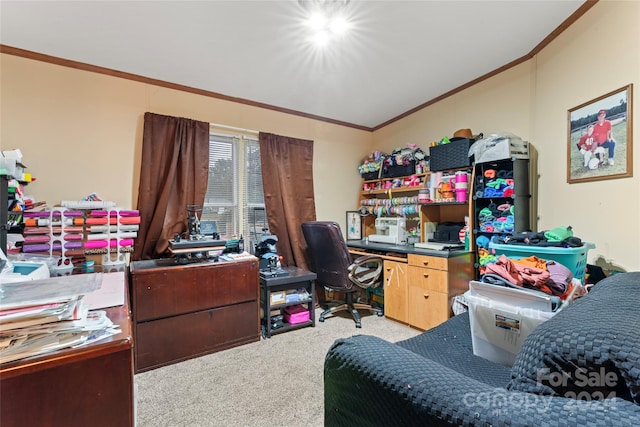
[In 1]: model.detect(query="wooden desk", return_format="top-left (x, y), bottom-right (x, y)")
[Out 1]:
top-left (347, 240), bottom-right (474, 331)
top-left (129, 257), bottom-right (260, 373)
top-left (0, 280), bottom-right (134, 427)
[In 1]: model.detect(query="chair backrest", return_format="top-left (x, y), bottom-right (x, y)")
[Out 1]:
top-left (301, 221), bottom-right (354, 292)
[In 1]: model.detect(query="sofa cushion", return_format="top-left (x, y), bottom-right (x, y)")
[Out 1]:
top-left (507, 272), bottom-right (640, 404)
top-left (397, 311), bottom-right (511, 388)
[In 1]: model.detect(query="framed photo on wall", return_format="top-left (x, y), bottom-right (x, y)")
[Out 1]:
top-left (346, 211), bottom-right (363, 240)
top-left (567, 84), bottom-right (633, 183)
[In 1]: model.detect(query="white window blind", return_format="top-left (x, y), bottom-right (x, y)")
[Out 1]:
top-left (243, 139), bottom-right (269, 249)
top-left (203, 129), bottom-right (267, 251)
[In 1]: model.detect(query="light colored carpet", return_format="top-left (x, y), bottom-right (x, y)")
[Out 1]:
top-left (134, 308), bottom-right (420, 427)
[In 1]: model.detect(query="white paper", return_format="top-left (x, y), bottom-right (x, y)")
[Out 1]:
top-left (82, 271), bottom-right (125, 310)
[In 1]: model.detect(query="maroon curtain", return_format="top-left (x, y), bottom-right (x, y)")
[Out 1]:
top-left (259, 132), bottom-right (316, 271)
top-left (133, 113), bottom-right (209, 260)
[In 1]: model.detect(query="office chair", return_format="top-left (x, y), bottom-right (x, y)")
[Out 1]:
top-left (301, 221), bottom-right (383, 328)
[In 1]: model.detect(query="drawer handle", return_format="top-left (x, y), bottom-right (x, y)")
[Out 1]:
top-left (423, 273), bottom-right (429, 279)
top-left (423, 261), bottom-right (429, 266)
top-left (423, 294), bottom-right (429, 299)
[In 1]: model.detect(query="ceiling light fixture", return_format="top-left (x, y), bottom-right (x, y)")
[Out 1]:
top-left (299, 0), bottom-right (352, 47)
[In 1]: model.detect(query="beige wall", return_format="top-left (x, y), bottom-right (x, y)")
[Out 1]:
top-left (374, 0), bottom-right (640, 271)
top-left (0, 55), bottom-right (373, 230)
top-left (374, 61), bottom-right (534, 155)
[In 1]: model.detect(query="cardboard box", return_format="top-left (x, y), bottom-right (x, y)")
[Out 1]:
top-left (269, 291), bottom-right (286, 306)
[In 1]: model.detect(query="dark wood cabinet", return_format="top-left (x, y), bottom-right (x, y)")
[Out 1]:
top-left (129, 258), bottom-right (260, 373)
top-left (0, 280), bottom-right (134, 427)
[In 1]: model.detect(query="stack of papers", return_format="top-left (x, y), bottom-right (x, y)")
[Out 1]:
top-left (219, 251), bottom-right (257, 261)
top-left (0, 273), bottom-right (121, 364)
top-left (0, 298), bottom-right (87, 331)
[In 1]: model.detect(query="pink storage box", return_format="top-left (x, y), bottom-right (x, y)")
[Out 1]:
top-left (283, 305), bottom-right (310, 324)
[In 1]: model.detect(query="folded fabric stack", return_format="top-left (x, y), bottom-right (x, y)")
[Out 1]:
top-left (481, 253), bottom-right (575, 298)
top-left (482, 178), bottom-right (514, 197)
top-left (477, 203), bottom-right (514, 234)
top-left (504, 230), bottom-right (583, 248)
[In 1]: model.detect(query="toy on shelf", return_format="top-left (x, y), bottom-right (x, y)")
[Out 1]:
top-left (358, 150), bottom-right (387, 180)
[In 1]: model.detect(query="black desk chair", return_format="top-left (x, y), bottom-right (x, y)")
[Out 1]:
top-left (301, 221), bottom-right (383, 328)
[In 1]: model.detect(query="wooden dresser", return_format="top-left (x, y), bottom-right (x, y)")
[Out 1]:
top-left (0, 276), bottom-right (134, 427)
top-left (129, 258), bottom-right (260, 373)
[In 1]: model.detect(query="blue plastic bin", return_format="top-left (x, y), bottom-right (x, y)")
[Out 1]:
top-left (488, 242), bottom-right (595, 282)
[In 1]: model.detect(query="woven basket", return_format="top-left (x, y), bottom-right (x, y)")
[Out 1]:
top-left (429, 139), bottom-right (473, 171)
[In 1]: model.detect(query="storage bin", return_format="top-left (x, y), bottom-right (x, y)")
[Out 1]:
top-left (429, 139), bottom-right (473, 171)
top-left (382, 161), bottom-right (416, 178)
top-left (466, 281), bottom-right (560, 367)
top-left (361, 171), bottom-right (380, 181)
top-left (283, 304), bottom-right (310, 324)
top-left (475, 138), bottom-right (529, 164)
top-left (0, 158), bottom-right (17, 176)
top-left (488, 241), bottom-right (595, 282)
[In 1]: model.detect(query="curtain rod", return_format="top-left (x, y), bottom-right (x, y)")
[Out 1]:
top-left (210, 123), bottom-right (258, 136)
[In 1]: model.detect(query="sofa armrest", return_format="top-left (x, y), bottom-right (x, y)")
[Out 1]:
top-left (325, 335), bottom-right (640, 426)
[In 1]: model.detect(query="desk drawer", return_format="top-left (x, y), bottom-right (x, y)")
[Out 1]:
top-left (408, 287), bottom-right (450, 331)
top-left (135, 301), bottom-right (259, 372)
top-left (407, 254), bottom-right (448, 271)
top-left (407, 265), bottom-right (448, 293)
top-left (132, 261), bottom-right (258, 322)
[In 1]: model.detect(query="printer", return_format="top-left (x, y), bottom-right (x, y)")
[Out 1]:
top-left (369, 217), bottom-right (406, 245)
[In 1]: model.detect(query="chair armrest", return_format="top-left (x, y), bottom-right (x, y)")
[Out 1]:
top-left (348, 255), bottom-right (383, 288)
top-left (350, 254), bottom-right (383, 266)
top-left (325, 335), bottom-right (640, 426)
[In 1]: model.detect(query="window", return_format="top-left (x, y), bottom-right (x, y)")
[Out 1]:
top-left (202, 128), bottom-right (267, 251)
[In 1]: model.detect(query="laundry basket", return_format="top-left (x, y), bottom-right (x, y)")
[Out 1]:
top-left (488, 242), bottom-right (595, 282)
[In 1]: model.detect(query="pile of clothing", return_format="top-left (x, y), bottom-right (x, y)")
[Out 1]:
top-left (503, 229), bottom-right (583, 247)
top-left (482, 254), bottom-right (574, 299)
top-left (478, 226), bottom-right (585, 299)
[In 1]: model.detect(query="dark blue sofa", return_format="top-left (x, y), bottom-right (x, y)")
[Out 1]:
top-left (324, 272), bottom-right (640, 426)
